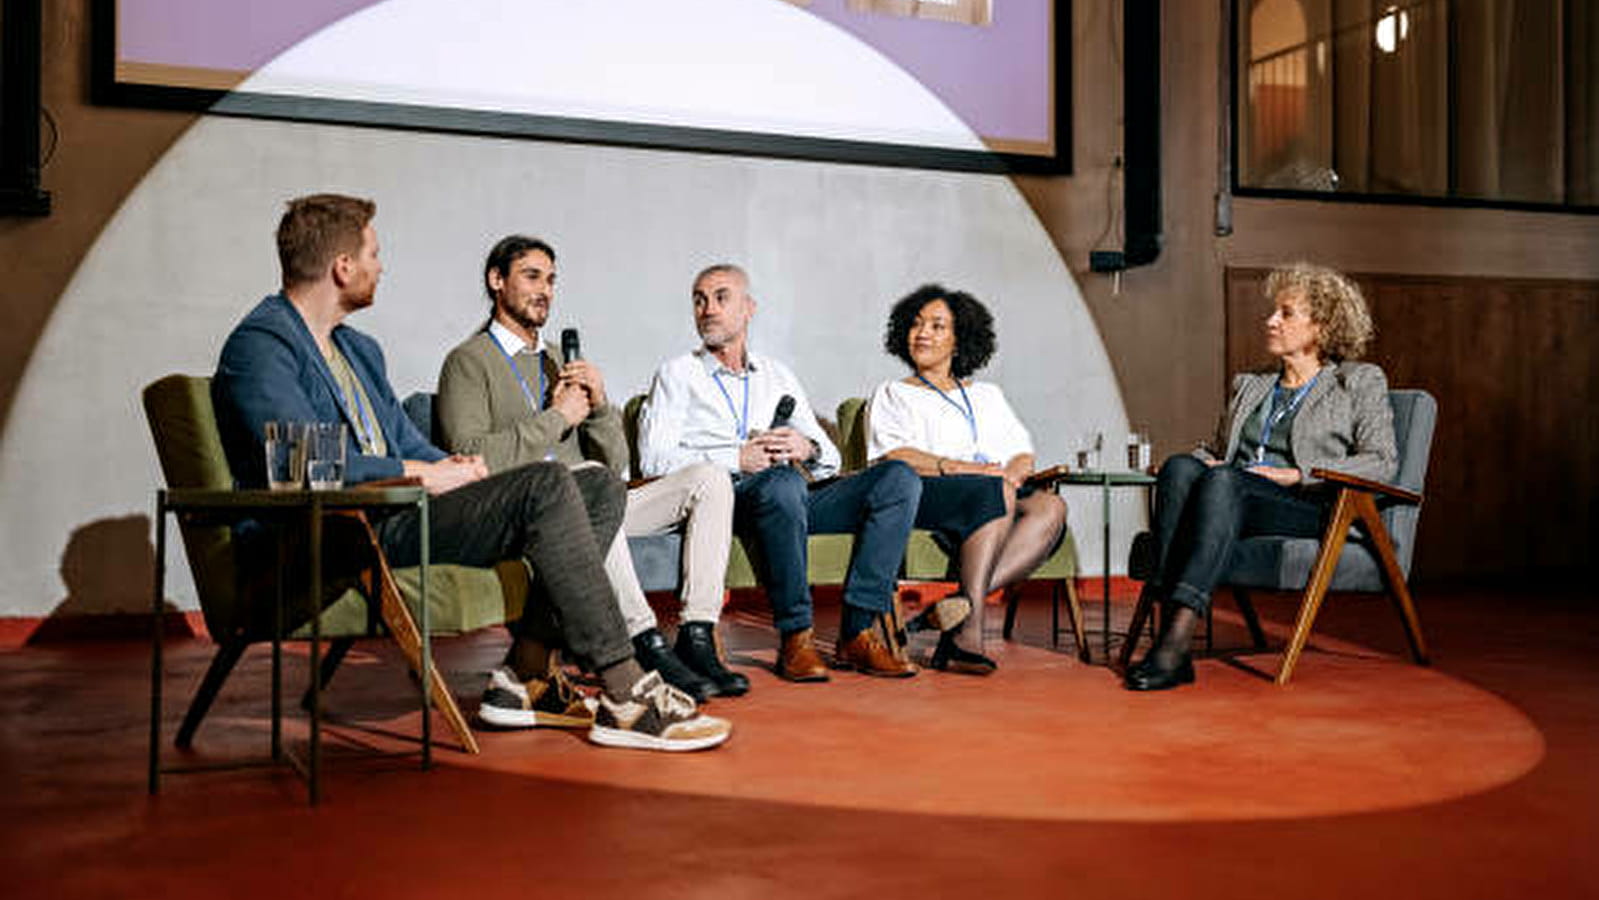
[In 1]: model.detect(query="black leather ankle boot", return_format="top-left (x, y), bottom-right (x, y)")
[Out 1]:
top-left (674, 621), bottom-right (750, 697)
top-left (631, 628), bottom-right (714, 702)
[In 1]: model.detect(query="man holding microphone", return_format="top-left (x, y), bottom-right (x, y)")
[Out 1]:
top-left (437, 236), bottom-right (746, 703)
top-left (638, 264), bottom-right (928, 681)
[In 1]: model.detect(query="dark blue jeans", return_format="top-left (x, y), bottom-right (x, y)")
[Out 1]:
top-left (1152, 455), bottom-right (1327, 614)
top-left (733, 460), bottom-right (921, 633)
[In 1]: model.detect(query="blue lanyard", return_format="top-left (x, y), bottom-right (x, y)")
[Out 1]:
top-left (711, 370), bottom-right (750, 440)
top-left (347, 381), bottom-right (379, 454)
top-left (1256, 371), bottom-right (1320, 462)
top-left (487, 330), bottom-right (545, 412)
top-left (327, 343), bottom-right (379, 454)
top-left (915, 373), bottom-right (985, 462)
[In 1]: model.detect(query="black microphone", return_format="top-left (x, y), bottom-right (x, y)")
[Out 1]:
top-left (770, 395), bottom-right (796, 430)
top-left (561, 328), bottom-right (581, 365)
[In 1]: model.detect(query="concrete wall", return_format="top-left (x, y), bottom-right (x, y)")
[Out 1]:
top-left (0, 1), bottom-right (1125, 619)
top-left (3, 0), bottom-right (1595, 621)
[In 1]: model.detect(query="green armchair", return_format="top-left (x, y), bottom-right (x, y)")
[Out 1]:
top-left (620, 395), bottom-right (857, 593)
top-left (142, 374), bottom-right (527, 753)
top-left (834, 397), bottom-right (1089, 661)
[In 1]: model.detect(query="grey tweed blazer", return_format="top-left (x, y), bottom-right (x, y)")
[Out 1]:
top-left (1196, 361), bottom-right (1398, 486)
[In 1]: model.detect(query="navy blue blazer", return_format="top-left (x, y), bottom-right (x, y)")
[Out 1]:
top-left (213, 293), bottom-right (445, 488)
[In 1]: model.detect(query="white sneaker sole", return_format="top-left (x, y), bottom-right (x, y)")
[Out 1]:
top-left (478, 705), bottom-right (594, 730)
top-left (587, 724), bottom-right (731, 752)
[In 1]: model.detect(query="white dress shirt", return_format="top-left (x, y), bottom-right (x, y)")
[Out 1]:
top-left (866, 378), bottom-right (1034, 464)
top-left (639, 348), bottom-right (841, 479)
top-left (486, 320), bottom-right (533, 357)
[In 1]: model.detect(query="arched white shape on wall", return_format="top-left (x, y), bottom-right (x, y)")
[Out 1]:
top-left (0, 0), bottom-right (1127, 616)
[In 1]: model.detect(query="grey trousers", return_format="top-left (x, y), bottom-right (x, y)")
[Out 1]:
top-left (375, 461), bottom-right (634, 673)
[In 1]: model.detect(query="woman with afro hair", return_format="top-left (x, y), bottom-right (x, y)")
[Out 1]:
top-left (865, 284), bottom-right (1067, 674)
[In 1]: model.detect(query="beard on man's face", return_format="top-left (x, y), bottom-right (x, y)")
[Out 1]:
top-left (501, 292), bottom-right (549, 331)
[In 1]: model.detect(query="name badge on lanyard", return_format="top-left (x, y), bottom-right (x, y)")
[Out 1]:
top-left (915, 374), bottom-right (986, 462)
top-left (487, 331), bottom-right (546, 413)
top-left (712, 370), bottom-right (750, 440)
top-left (1256, 372), bottom-right (1319, 463)
top-left (488, 331), bottom-right (557, 461)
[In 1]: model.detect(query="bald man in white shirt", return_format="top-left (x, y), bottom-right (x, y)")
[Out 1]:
top-left (639, 264), bottom-right (929, 681)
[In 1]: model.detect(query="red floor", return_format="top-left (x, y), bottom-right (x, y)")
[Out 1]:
top-left (3, 583), bottom-right (1596, 899)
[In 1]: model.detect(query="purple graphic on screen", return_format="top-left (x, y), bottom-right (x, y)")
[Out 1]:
top-left (116, 0), bottom-right (1051, 147)
top-left (117, 0), bottom-right (376, 73)
top-left (803, 0), bottom-right (1052, 146)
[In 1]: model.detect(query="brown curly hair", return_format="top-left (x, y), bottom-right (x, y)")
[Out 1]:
top-left (1263, 263), bottom-right (1374, 361)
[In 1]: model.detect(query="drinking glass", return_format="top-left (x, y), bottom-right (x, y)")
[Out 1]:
top-left (307, 422), bottom-right (348, 490)
top-left (1126, 431), bottom-right (1153, 471)
top-left (1075, 432), bottom-right (1103, 471)
top-left (263, 421), bottom-right (306, 490)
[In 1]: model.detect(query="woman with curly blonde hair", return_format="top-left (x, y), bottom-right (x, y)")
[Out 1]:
top-left (1125, 263), bottom-right (1398, 691)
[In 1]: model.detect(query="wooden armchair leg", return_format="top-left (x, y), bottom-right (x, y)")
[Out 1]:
top-left (1355, 494), bottom-right (1430, 665)
top-left (1118, 583), bottom-right (1159, 670)
top-left (351, 517), bottom-right (480, 755)
top-left (1277, 489), bottom-right (1359, 685)
top-left (299, 637), bottom-right (356, 712)
top-left (175, 638), bottom-right (248, 748)
top-left (1002, 586), bottom-right (1022, 641)
top-left (1232, 587), bottom-right (1268, 651)
top-left (1059, 578), bottom-right (1089, 662)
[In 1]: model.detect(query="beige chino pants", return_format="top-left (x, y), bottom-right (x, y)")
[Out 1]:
top-left (603, 462), bottom-right (735, 637)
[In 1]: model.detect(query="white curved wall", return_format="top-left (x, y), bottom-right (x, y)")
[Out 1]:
top-left (0, 0), bottom-right (1129, 616)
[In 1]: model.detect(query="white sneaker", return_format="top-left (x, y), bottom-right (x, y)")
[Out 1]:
top-left (477, 665), bottom-right (595, 730)
top-left (588, 671), bottom-right (732, 752)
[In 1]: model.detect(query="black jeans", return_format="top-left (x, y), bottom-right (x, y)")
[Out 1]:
top-left (375, 462), bottom-right (633, 673)
top-left (733, 461), bottom-right (921, 633)
top-left (1151, 455), bottom-right (1327, 614)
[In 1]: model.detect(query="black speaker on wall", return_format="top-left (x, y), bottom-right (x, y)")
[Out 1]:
top-left (1123, 0), bottom-right (1161, 267)
top-left (1, 0), bottom-right (52, 216)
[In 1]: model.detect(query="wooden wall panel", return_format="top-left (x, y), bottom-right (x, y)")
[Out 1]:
top-left (1226, 269), bottom-right (1597, 580)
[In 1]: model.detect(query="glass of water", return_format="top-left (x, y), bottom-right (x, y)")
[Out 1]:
top-left (263, 421), bottom-right (306, 490)
top-left (1075, 432), bottom-right (1103, 471)
top-left (1126, 431), bottom-right (1153, 471)
top-left (307, 422), bottom-right (347, 490)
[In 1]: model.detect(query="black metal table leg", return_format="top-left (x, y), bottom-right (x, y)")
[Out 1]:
top-left (1101, 474), bottom-right (1112, 662)
top-left (419, 494), bottom-right (431, 771)
top-left (308, 495), bottom-right (322, 806)
top-left (272, 525), bottom-right (284, 761)
top-left (149, 492), bottom-right (166, 795)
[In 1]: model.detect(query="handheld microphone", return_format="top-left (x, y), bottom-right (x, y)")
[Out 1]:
top-left (770, 395), bottom-right (796, 430)
top-left (561, 328), bottom-right (581, 365)
top-left (566, 327), bottom-right (585, 366)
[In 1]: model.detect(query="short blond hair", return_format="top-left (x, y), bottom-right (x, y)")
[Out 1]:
top-left (1264, 262), bottom-right (1374, 361)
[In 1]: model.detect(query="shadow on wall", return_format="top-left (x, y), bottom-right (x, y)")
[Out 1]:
top-left (26, 515), bottom-right (196, 644)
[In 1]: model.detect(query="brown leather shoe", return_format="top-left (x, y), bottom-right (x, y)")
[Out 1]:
top-left (837, 629), bottom-right (917, 678)
top-left (776, 628), bottom-right (830, 682)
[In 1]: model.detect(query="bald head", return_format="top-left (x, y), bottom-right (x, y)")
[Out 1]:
top-left (692, 263), bottom-right (754, 351)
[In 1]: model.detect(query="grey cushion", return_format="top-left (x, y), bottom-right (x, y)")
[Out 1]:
top-left (1226, 536), bottom-right (1384, 592)
top-left (628, 532), bottom-right (685, 594)
top-left (402, 391), bottom-right (438, 447)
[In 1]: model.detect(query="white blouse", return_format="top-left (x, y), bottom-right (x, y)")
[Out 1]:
top-left (866, 379), bottom-right (1034, 465)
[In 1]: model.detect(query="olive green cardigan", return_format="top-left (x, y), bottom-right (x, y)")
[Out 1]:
top-left (435, 331), bottom-right (628, 476)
